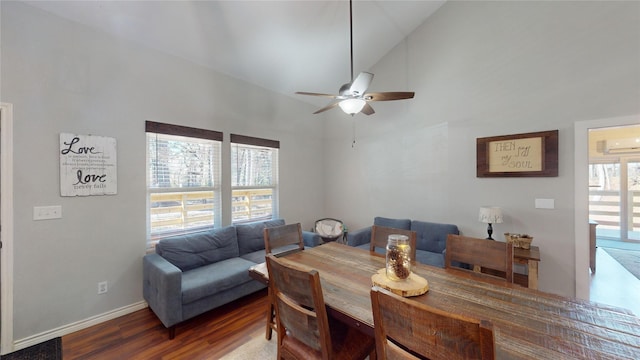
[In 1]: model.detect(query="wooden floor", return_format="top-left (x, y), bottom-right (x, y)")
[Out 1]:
top-left (62, 289), bottom-right (269, 359)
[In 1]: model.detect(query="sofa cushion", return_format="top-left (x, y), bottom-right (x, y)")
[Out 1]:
top-left (240, 249), bottom-right (267, 264)
top-left (374, 217), bottom-right (411, 230)
top-left (355, 243), bottom-right (371, 252)
top-left (181, 257), bottom-right (256, 304)
top-left (415, 250), bottom-right (445, 268)
top-left (236, 219), bottom-right (285, 255)
top-left (411, 221), bottom-right (459, 254)
top-left (156, 226), bottom-right (239, 271)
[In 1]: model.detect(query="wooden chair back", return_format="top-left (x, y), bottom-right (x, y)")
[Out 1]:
top-left (262, 223), bottom-right (305, 340)
top-left (371, 286), bottom-right (495, 360)
top-left (370, 225), bottom-right (417, 264)
top-left (263, 223), bottom-right (305, 257)
top-left (445, 234), bottom-right (514, 282)
top-left (267, 254), bottom-right (375, 360)
top-left (266, 254), bottom-right (333, 357)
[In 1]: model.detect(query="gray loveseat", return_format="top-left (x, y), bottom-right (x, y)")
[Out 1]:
top-left (347, 216), bottom-right (459, 267)
top-left (143, 218), bottom-right (320, 339)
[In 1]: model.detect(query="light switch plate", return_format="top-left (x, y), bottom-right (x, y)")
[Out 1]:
top-left (33, 205), bottom-right (62, 220)
top-left (535, 198), bottom-right (555, 209)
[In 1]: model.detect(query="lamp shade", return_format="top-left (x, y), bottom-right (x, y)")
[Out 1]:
top-left (479, 206), bottom-right (503, 224)
top-left (338, 99), bottom-right (366, 115)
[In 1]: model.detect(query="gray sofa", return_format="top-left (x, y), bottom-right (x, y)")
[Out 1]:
top-left (347, 216), bottom-right (460, 268)
top-left (143, 218), bottom-right (320, 339)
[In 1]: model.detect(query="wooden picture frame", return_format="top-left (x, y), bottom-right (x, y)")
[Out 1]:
top-left (477, 130), bottom-right (558, 177)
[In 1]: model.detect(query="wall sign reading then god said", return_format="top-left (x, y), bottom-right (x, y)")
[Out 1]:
top-left (476, 130), bottom-right (558, 178)
top-left (60, 133), bottom-right (117, 196)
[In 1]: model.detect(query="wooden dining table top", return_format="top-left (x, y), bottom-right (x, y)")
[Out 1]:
top-left (249, 242), bottom-right (640, 360)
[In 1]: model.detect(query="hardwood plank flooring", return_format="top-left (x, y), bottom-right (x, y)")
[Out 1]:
top-left (62, 289), bottom-right (269, 359)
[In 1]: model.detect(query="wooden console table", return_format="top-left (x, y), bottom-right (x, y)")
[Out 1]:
top-left (513, 245), bottom-right (541, 289)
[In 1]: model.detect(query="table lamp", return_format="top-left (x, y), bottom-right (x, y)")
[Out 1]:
top-left (479, 206), bottom-right (503, 240)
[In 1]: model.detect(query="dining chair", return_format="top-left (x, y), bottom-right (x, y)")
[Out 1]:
top-left (262, 223), bottom-right (306, 340)
top-left (370, 225), bottom-right (417, 264)
top-left (267, 254), bottom-right (376, 360)
top-left (371, 286), bottom-right (495, 360)
top-left (264, 222), bottom-right (306, 257)
top-left (445, 234), bottom-right (514, 282)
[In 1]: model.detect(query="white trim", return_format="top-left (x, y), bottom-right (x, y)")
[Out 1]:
top-left (0, 103), bottom-right (14, 355)
top-left (12, 301), bottom-right (148, 352)
top-left (574, 114), bottom-right (640, 300)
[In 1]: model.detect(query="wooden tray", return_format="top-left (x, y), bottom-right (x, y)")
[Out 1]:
top-left (371, 269), bottom-right (429, 297)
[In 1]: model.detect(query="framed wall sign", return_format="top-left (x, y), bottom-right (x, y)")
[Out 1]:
top-left (476, 130), bottom-right (558, 177)
top-left (60, 133), bottom-right (117, 196)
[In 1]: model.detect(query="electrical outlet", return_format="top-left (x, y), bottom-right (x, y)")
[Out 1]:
top-left (98, 281), bottom-right (108, 295)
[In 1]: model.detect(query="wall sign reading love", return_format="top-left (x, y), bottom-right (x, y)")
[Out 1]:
top-left (60, 133), bottom-right (117, 196)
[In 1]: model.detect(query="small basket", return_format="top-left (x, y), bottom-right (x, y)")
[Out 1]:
top-left (504, 233), bottom-right (533, 249)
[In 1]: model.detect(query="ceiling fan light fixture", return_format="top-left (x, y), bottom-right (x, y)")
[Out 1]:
top-left (294, 0), bottom-right (414, 115)
top-left (339, 98), bottom-right (366, 115)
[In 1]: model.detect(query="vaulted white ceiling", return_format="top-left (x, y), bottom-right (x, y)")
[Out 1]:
top-left (23, 0), bottom-right (445, 106)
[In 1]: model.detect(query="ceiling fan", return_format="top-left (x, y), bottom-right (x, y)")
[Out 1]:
top-left (296, 0), bottom-right (415, 116)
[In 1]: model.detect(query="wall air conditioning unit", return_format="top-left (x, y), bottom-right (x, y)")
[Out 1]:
top-left (603, 138), bottom-right (640, 154)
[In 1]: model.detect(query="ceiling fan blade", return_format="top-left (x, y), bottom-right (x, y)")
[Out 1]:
top-left (349, 72), bottom-right (374, 96)
top-left (296, 91), bottom-right (339, 98)
top-left (313, 101), bottom-right (340, 114)
top-left (365, 92), bottom-right (415, 101)
top-left (361, 102), bottom-right (375, 115)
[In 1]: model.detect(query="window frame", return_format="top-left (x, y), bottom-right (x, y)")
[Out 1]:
top-left (230, 134), bottom-right (280, 224)
top-left (146, 121), bottom-right (223, 248)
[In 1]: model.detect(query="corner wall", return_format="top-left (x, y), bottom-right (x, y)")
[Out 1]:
top-left (1, 2), bottom-right (324, 343)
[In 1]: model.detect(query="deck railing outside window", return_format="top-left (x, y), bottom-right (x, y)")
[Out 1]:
top-left (232, 188), bottom-right (274, 223)
top-left (589, 189), bottom-right (640, 239)
top-left (150, 191), bottom-right (215, 234)
top-left (150, 189), bottom-right (274, 235)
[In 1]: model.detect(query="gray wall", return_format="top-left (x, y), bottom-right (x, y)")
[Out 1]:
top-left (1, 2), bottom-right (324, 341)
top-left (2, 0), bottom-right (640, 344)
top-left (323, 0), bottom-right (640, 297)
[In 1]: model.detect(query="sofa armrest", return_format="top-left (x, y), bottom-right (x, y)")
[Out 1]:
top-left (347, 226), bottom-right (372, 247)
top-left (302, 231), bottom-right (321, 248)
top-left (143, 253), bottom-right (183, 328)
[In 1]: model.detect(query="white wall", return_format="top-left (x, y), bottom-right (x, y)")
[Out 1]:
top-left (323, 1), bottom-right (640, 297)
top-left (1, 2), bottom-right (324, 342)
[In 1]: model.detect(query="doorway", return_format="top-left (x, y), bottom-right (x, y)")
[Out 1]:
top-left (574, 115), bottom-right (640, 303)
top-left (588, 126), bottom-right (640, 244)
top-left (0, 102), bottom-right (14, 354)
top-left (587, 124), bottom-right (640, 315)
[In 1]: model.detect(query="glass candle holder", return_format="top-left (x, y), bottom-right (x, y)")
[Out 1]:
top-left (386, 234), bottom-right (411, 281)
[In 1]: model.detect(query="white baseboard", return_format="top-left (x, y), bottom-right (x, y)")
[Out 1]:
top-left (12, 301), bottom-right (148, 352)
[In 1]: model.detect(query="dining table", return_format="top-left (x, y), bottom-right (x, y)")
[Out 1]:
top-left (249, 242), bottom-right (640, 360)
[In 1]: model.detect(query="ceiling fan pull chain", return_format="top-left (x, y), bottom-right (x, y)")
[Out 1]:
top-left (352, 118), bottom-right (356, 148)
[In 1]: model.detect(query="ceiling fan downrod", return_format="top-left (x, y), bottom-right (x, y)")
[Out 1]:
top-left (349, 0), bottom-right (354, 82)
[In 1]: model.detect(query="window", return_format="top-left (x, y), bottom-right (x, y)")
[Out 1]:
top-left (146, 121), bottom-right (222, 248)
top-left (231, 134), bottom-right (279, 223)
